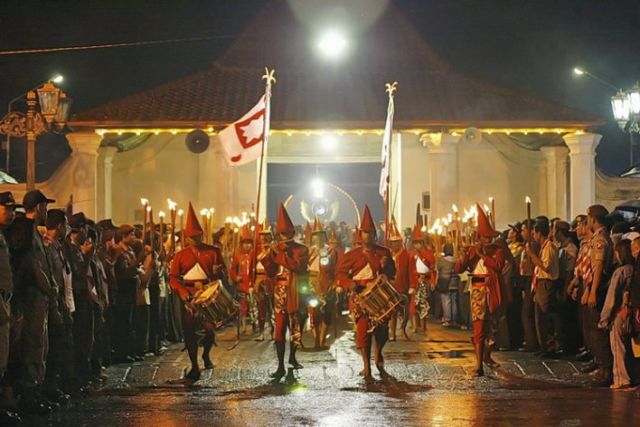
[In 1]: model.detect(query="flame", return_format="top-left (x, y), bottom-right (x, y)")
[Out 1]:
top-left (158, 211), bottom-right (166, 218)
top-left (525, 196), bottom-right (532, 204)
top-left (209, 208), bottom-right (215, 214)
top-left (200, 208), bottom-right (208, 216)
top-left (452, 204), bottom-right (459, 213)
top-left (146, 206), bottom-right (151, 212)
top-left (488, 196), bottom-right (494, 203)
top-left (177, 209), bottom-right (184, 217)
top-left (167, 199), bottom-right (177, 210)
top-left (140, 198), bottom-right (149, 206)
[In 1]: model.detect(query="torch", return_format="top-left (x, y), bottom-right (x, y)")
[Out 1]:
top-left (489, 196), bottom-right (496, 228)
top-left (178, 209), bottom-right (185, 248)
top-left (200, 209), bottom-right (209, 244)
top-left (167, 199), bottom-right (177, 255)
top-left (148, 206), bottom-right (155, 253)
top-left (158, 211), bottom-right (165, 255)
top-left (209, 208), bottom-right (215, 242)
top-left (525, 196), bottom-right (532, 246)
top-left (140, 198), bottom-right (149, 244)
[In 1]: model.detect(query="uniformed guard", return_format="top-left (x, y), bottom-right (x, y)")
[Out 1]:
top-left (169, 203), bottom-right (229, 382)
top-left (259, 203), bottom-right (309, 379)
top-left (584, 204), bottom-right (614, 386)
top-left (229, 225), bottom-right (255, 335)
top-left (335, 205), bottom-right (396, 379)
top-left (409, 224), bottom-right (435, 335)
top-left (456, 204), bottom-right (508, 377)
top-left (388, 220), bottom-right (413, 341)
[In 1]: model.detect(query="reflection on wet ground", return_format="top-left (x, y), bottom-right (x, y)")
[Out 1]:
top-left (39, 319), bottom-right (640, 426)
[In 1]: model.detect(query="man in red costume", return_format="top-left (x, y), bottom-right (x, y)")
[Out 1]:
top-left (388, 220), bottom-right (413, 341)
top-left (259, 204), bottom-right (309, 379)
top-left (229, 225), bottom-right (255, 335)
top-left (169, 203), bottom-right (229, 381)
top-left (456, 204), bottom-right (508, 376)
top-left (409, 225), bottom-right (435, 334)
top-left (336, 206), bottom-right (396, 378)
top-left (254, 221), bottom-right (274, 341)
top-left (307, 218), bottom-right (338, 349)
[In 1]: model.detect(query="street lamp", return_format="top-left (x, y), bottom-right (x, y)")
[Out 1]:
top-left (0, 79), bottom-right (71, 190)
top-left (611, 83), bottom-right (640, 166)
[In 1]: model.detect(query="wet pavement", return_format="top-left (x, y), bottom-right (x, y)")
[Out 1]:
top-left (33, 316), bottom-right (640, 426)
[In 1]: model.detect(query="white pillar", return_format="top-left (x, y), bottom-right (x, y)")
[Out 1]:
top-left (66, 131), bottom-right (103, 219)
top-left (563, 132), bottom-right (602, 218)
top-left (540, 146), bottom-right (569, 219)
top-left (422, 132), bottom-right (460, 221)
top-left (100, 146), bottom-right (118, 219)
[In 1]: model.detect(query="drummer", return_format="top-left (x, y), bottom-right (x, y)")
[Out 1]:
top-left (169, 203), bottom-right (229, 382)
top-left (335, 205), bottom-right (396, 379)
top-left (259, 203), bottom-right (309, 380)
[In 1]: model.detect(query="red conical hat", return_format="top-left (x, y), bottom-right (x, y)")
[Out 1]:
top-left (476, 203), bottom-right (497, 237)
top-left (312, 216), bottom-right (325, 234)
top-left (304, 222), bottom-right (312, 244)
top-left (184, 203), bottom-right (204, 238)
top-left (388, 217), bottom-right (402, 241)
top-left (360, 205), bottom-right (376, 233)
top-left (276, 203), bottom-right (295, 234)
top-left (411, 224), bottom-right (425, 242)
top-left (240, 225), bottom-right (252, 242)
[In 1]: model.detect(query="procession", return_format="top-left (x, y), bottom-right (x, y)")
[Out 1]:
top-left (2, 0), bottom-right (640, 425)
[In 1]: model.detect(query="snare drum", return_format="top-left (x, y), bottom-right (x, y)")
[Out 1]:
top-left (354, 276), bottom-right (402, 327)
top-left (191, 280), bottom-right (239, 324)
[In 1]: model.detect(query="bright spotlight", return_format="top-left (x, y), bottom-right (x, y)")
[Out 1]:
top-left (317, 29), bottom-right (348, 59)
top-left (51, 74), bottom-right (64, 83)
top-left (310, 178), bottom-right (324, 198)
top-left (573, 67), bottom-right (585, 76)
top-left (320, 135), bottom-right (337, 151)
top-left (308, 298), bottom-right (319, 308)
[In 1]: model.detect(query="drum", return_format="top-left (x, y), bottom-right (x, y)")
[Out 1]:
top-left (190, 281), bottom-right (239, 324)
top-left (354, 276), bottom-right (402, 328)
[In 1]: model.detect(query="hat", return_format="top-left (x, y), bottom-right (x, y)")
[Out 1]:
top-left (388, 218), bottom-right (402, 241)
top-left (184, 202), bottom-right (204, 238)
top-left (96, 219), bottom-right (117, 231)
top-left (116, 224), bottom-right (135, 242)
top-left (411, 224), bottom-right (425, 242)
top-left (22, 190), bottom-right (55, 210)
top-left (0, 191), bottom-right (21, 208)
top-left (360, 205), bottom-right (376, 233)
top-left (312, 217), bottom-right (325, 235)
top-left (476, 203), bottom-right (497, 238)
top-left (240, 225), bottom-right (253, 242)
top-left (68, 212), bottom-right (88, 230)
top-left (276, 203), bottom-right (295, 234)
top-left (45, 209), bottom-right (67, 229)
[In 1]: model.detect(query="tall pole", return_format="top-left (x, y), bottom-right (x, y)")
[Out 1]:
top-left (383, 81), bottom-right (397, 244)
top-left (25, 91), bottom-right (37, 190)
top-left (630, 132), bottom-right (634, 167)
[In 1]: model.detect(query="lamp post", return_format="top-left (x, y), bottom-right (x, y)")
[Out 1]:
top-left (611, 83), bottom-right (640, 167)
top-left (0, 79), bottom-right (71, 190)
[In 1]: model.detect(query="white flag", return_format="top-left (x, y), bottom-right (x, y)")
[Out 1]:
top-left (379, 95), bottom-right (395, 199)
top-left (219, 94), bottom-right (269, 166)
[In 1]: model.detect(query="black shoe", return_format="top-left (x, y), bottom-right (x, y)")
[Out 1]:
top-left (288, 359), bottom-right (303, 369)
top-left (270, 367), bottom-right (286, 379)
top-left (554, 349), bottom-right (568, 358)
top-left (575, 350), bottom-right (592, 362)
top-left (0, 410), bottom-right (21, 425)
top-left (184, 367), bottom-right (201, 381)
top-left (579, 362), bottom-right (598, 374)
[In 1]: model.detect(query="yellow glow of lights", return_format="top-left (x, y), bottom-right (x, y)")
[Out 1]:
top-left (140, 198), bottom-right (148, 206)
top-left (177, 209), bottom-right (184, 217)
top-left (200, 209), bottom-right (208, 216)
top-left (167, 199), bottom-right (177, 210)
top-left (94, 127), bottom-right (588, 138)
top-left (525, 196), bottom-right (532, 204)
top-left (158, 211), bottom-right (165, 218)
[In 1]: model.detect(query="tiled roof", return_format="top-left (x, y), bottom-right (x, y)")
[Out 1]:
top-left (71, 2), bottom-right (599, 129)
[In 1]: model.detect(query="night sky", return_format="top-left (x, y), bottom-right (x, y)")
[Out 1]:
top-left (1, 0), bottom-right (639, 178)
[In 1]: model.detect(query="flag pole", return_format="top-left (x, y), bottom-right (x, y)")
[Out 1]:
top-left (249, 68), bottom-right (275, 331)
top-left (383, 82), bottom-right (397, 244)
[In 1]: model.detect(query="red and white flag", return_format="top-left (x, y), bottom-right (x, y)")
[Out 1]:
top-left (219, 94), bottom-right (270, 166)
top-left (379, 93), bottom-right (395, 200)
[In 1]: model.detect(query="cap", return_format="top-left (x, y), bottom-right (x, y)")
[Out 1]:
top-left (45, 209), bottom-right (67, 230)
top-left (96, 219), bottom-right (117, 230)
top-left (22, 190), bottom-right (55, 210)
top-left (0, 191), bottom-right (21, 208)
top-left (68, 212), bottom-right (88, 230)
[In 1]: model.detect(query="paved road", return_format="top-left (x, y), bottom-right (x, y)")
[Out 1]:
top-left (36, 317), bottom-right (639, 426)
